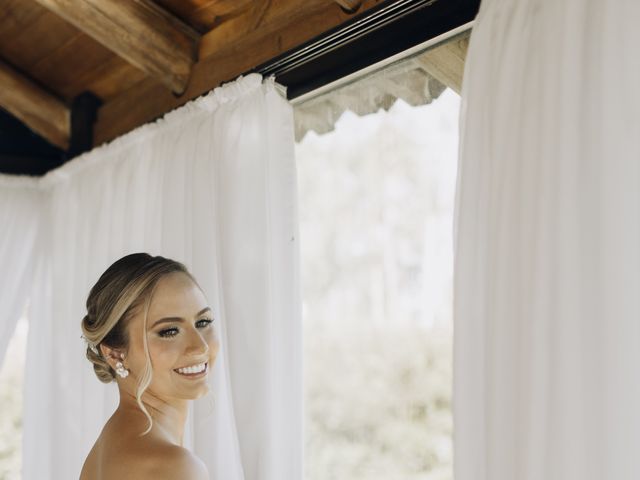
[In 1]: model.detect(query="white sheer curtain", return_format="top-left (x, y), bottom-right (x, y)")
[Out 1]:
top-left (0, 73), bottom-right (301, 480)
top-left (455, 1), bottom-right (640, 479)
top-left (0, 178), bottom-right (41, 364)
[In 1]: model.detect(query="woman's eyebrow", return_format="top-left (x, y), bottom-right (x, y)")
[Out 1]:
top-left (151, 307), bottom-right (211, 328)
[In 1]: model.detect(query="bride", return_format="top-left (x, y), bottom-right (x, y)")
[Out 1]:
top-left (79, 253), bottom-right (218, 479)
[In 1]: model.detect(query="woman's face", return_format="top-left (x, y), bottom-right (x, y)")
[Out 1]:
top-left (125, 271), bottom-right (219, 401)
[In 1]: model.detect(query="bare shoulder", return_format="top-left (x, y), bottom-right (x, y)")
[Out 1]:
top-left (91, 439), bottom-right (209, 480)
top-left (81, 410), bottom-right (209, 480)
top-left (144, 444), bottom-right (209, 480)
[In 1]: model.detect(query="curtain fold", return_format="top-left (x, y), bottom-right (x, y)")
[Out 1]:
top-left (0, 176), bottom-right (41, 365)
top-left (213, 80), bottom-right (302, 480)
top-left (0, 73), bottom-right (302, 480)
top-left (454, 1), bottom-right (640, 479)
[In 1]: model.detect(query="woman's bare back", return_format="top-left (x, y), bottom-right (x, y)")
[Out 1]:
top-left (80, 409), bottom-right (208, 480)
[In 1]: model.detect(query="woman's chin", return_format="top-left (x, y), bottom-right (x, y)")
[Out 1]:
top-left (192, 386), bottom-right (210, 399)
top-left (171, 384), bottom-right (209, 400)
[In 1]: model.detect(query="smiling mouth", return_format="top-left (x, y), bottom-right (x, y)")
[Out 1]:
top-left (174, 362), bottom-right (208, 377)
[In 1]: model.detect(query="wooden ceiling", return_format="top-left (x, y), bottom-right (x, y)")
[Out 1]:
top-left (0, 0), bottom-right (383, 167)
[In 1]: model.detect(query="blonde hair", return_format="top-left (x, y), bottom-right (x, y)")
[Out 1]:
top-left (81, 253), bottom-right (196, 435)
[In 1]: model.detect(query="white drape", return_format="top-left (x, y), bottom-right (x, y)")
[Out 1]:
top-left (455, 1), bottom-right (640, 479)
top-left (0, 178), bottom-right (41, 365)
top-left (0, 73), bottom-right (301, 480)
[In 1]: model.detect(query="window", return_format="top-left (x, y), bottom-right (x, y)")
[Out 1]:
top-left (296, 33), bottom-right (465, 480)
top-left (0, 313), bottom-right (28, 479)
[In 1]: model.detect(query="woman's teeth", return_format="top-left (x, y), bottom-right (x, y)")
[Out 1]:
top-left (175, 362), bottom-right (207, 375)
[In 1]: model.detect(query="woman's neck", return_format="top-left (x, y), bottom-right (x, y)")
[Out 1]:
top-left (117, 386), bottom-right (189, 446)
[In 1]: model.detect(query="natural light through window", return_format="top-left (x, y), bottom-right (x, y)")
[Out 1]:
top-left (0, 313), bottom-right (28, 479)
top-left (296, 82), bottom-right (460, 480)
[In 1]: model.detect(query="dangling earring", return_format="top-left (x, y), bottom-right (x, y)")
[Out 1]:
top-left (115, 360), bottom-right (129, 378)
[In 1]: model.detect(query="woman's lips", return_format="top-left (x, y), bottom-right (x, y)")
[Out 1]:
top-left (174, 362), bottom-right (208, 378)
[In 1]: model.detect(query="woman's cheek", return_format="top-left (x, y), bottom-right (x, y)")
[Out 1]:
top-left (148, 337), bottom-right (182, 363)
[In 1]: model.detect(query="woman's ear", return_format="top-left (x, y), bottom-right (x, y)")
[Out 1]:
top-left (99, 344), bottom-right (125, 368)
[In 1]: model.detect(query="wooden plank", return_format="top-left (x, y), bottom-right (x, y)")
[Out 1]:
top-left (0, 7), bottom-right (77, 72)
top-left (154, 0), bottom-right (254, 33)
top-left (334, 0), bottom-right (363, 13)
top-left (68, 55), bottom-right (147, 103)
top-left (94, 0), bottom-right (384, 145)
top-left (0, 1), bottom-right (46, 46)
top-left (28, 33), bottom-right (146, 102)
top-left (0, 60), bottom-right (69, 149)
top-left (193, 0), bottom-right (255, 17)
top-left (0, 1), bottom-right (144, 102)
top-left (33, 0), bottom-right (200, 94)
top-left (30, 32), bottom-right (111, 97)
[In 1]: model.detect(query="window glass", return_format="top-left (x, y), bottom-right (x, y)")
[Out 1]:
top-left (295, 35), bottom-right (464, 479)
top-left (0, 314), bottom-right (28, 479)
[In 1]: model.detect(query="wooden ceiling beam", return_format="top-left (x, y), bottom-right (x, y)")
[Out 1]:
top-left (33, 0), bottom-right (200, 95)
top-left (0, 59), bottom-right (69, 149)
top-left (334, 0), bottom-right (363, 13)
top-left (94, 0), bottom-right (383, 145)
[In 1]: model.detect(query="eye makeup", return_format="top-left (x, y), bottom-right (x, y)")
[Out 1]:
top-left (157, 317), bottom-right (214, 338)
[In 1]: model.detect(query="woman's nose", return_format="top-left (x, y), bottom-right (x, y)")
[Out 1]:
top-left (185, 327), bottom-right (209, 355)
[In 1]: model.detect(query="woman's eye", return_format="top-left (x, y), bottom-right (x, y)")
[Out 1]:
top-left (157, 319), bottom-right (212, 337)
top-left (158, 327), bottom-right (179, 338)
top-left (196, 318), bottom-right (213, 329)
